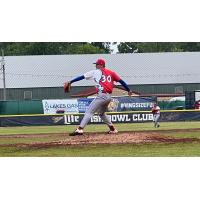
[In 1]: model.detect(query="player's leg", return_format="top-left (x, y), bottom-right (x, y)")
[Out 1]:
top-left (153, 114), bottom-right (156, 127)
top-left (69, 99), bottom-right (98, 135)
top-left (79, 98), bottom-right (100, 127)
top-left (100, 114), bottom-right (118, 133)
top-left (154, 114), bottom-right (160, 128)
top-left (156, 114), bottom-right (160, 127)
top-left (99, 103), bottom-right (118, 134)
top-left (70, 94), bottom-right (110, 136)
top-left (154, 114), bottom-right (158, 127)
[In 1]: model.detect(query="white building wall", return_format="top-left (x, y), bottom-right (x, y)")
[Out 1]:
top-left (1, 52), bottom-right (200, 88)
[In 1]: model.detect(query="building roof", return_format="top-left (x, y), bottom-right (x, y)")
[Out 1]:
top-left (1, 52), bottom-right (200, 88)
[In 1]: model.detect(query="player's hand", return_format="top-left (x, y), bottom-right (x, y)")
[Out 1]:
top-left (64, 81), bottom-right (71, 93)
top-left (128, 91), bottom-right (132, 97)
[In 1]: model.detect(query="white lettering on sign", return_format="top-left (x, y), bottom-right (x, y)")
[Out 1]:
top-left (91, 116), bottom-right (103, 123)
top-left (64, 115), bottom-right (79, 124)
top-left (132, 114), bottom-right (153, 121)
top-left (110, 114), bottom-right (131, 122)
top-left (91, 114), bottom-right (131, 123)
top-left (42, 99), bottom-right (79, 114)
top-left (120, 102), bottom-right (150, 109)
top-left (64, 113), bottom-right (154, 125)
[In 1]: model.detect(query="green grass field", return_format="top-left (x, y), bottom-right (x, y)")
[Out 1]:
top-left (0, 121), bottom-right (200, 157)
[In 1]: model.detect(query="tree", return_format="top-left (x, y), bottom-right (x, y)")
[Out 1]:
top-left (0, 42), bottom-right (109, 56)
top-left (91, 42), bottom-right (111, 53)
top-left (2, 42), bottom-right (200, 55)
top-left (117, 42), bottom-right (138, 53)
top-left (117, 42), bottom-right (200, 53)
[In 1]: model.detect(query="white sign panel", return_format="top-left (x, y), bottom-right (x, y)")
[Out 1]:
top-left (42, 99), bottom-right (79, 114)
top-left (195, 91), bottom-right (200, 101)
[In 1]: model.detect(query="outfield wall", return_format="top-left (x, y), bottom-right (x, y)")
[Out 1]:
top-left (0, 110), bottom-right (200, 127)
top-left (0, 99), bottom-right (185, 115)
top-left (0, 100), bottom-right (43, 115)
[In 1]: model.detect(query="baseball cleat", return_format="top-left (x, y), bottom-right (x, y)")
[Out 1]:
top-left (69, 128), bottom-right (84, 136)
top-left (108, 129), bottom-right (118, 134)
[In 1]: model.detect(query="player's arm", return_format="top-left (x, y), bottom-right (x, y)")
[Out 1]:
top-left (112, 71), bottom-right (132, 96)
top-left (69, 75), bottom-right (85, 84)
top-left (64, 70), bottom-right (95, 93)
top-left (118, 79), bottom-right (132, 96)
top-left (118, 79), bottom-right (130, 92)
top-left (70, 70), bottom-right (98, 84)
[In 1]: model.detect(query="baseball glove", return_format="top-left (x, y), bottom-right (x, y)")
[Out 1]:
top-left (64, 82), bottom-right (71, 93)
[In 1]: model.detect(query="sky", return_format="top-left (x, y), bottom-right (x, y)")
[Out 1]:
top-left (110, 42), bottom-right (119, 54)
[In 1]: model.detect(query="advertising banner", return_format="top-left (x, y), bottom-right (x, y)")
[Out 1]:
top-left (42, 99), bottom-right (79, 114)
top-left (42, 97), bottom-right (155, 114)
top-left (64, 112), bottom-right (154, 125)
top-left (0, 112), bottom-right (154, 126)
top-left (107, 97), bottom-right (155, 112)
top-left (77, 98), bottom-right (94, 113)
top-left (1, 111), bottom-right (200, 127)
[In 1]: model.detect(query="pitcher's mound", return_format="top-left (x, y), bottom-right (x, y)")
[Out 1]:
top-left (1, 131), bottom-right (199, 148)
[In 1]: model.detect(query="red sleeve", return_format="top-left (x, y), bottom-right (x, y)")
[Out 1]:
top-left (112, 71), bottom-right (121, 82)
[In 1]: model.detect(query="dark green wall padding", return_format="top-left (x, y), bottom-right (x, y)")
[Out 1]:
top-left (0, 100), bottom-right (43, 115)
top-left (159, 100), bottom-right (185, 110)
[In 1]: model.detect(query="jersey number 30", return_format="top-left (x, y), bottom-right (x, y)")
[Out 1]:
top-left (101, 75), bottom-right (112, 83)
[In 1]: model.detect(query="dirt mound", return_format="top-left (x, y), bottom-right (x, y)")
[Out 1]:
top-left (0, 131), bottom-right (199, 149)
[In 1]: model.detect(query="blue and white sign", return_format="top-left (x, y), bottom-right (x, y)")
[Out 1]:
top-left (42, 99), bottom-right (78, 114)
top-left (78, 98), bottom-right (94, 113)
top-left (107, 97), bottom-right (155, 112)
top-left (116, 97), bottom-right (154, 111)
top-left (42, 96), bottom-right (155, 114)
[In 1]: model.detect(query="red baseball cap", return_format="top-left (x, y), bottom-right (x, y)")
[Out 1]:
top-left (93, 58), bottom-right (106, 66)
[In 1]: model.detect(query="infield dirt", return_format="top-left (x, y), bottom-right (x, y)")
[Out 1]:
top-left (0, 128), bottom-right (200, 149)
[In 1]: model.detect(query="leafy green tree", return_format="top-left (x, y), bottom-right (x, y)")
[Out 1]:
top-left (117, 42), bottom-right (200, 53)
top-left (117, 42), bottom-right (138, 53)
top-left (91, 42), bottom-right (111, 53)
top-left (0, 42), bottom-right (109, 56)
top-left (2, 42), bottom-right (199, 55)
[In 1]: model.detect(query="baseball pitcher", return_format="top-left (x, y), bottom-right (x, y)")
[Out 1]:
top-left (64, 58), bottom-right (132, 136)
